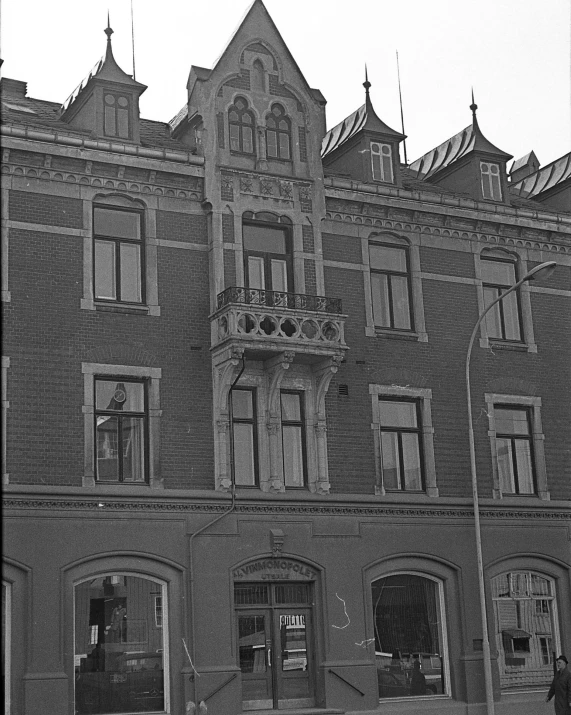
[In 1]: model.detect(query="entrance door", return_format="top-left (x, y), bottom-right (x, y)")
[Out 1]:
top-left (235, 584), bottom-right (315, 710)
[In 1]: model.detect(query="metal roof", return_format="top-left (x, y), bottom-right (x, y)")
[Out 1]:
top-left (510, 152), bottom-right (571, 198)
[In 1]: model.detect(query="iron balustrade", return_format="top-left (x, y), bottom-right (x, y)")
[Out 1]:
top-left (217, 287), bottom-right (342, 314)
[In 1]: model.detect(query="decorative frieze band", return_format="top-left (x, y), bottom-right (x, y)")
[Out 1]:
top-left (219, 170), bottom-right (312, 211)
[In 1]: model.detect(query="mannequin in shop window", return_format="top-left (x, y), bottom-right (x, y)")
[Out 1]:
top-left (107, 604), bottom-right (127, 642)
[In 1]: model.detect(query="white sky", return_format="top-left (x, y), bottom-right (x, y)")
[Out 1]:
top-left (1, 0), bottom-right (569, 167)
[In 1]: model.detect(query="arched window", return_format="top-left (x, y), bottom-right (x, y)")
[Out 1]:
top-left (229, 97), bottom-right (255, 154)
top-left (371, 573), bottom-right (448, 698)
top-left (252, 59), bottom-right (265, 92)
top-left (266, 104), bottom-right (291, 160)
top-left (492, 571), bottom-right (560, 689)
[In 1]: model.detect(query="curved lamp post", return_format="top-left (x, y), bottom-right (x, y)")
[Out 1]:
top-left (466, 260), bottom-right (556, 715)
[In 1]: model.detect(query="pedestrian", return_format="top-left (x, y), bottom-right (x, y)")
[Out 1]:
top-left (546, 655), bottom-right (571, 715)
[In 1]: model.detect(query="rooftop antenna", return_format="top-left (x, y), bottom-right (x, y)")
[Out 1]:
top-left (131, 0), bottom-right (137, 80)
top-left (396, 51), bottom-right (408, 166)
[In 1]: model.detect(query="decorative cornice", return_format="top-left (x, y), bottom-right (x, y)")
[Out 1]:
top-left (3, 497), bottom-right (570, 521)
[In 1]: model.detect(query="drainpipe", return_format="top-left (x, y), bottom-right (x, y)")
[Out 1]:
top-left (187, 357), bottom-right (245, 706)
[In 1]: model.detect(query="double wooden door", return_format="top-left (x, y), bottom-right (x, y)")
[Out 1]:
top-left (236, 583), bottom-right (315, 710)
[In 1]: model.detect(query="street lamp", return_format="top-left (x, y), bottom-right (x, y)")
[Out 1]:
top-left (465, 260), bottom-right (556, 715)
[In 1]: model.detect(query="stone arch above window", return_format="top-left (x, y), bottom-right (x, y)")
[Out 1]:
top-left (266, 103), bottom-right (292, 161)
top-left (228, 96), bottom-right (256, 154)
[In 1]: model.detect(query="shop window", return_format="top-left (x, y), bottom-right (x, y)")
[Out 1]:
top-left (371, 574), bottom-right (448, 698)
top-left (94, 206), bottom-right (144, 304)
top-left (231, 387), bottom-right (259, 487)
top-left (371, 142), bottom-right (394, 183)
top-left (492, 571), bottom-right (559, 689)
top-left (369, 242), bottom-right (413, 331)
top-left (481, 161), bottom-right (502, 201)
top-left (74, 574), bottom-right (168, 714)
top-left (481, 256), bottom-right (522, 341)
top-left (95, 378), bottom-right (147, 483)
top-left (229, 97), bottom-right (255, 154)
top-left (281, 391), bottom-right (307, 488)
top-left (104, 94), bottom-right (131, 140)
top-left (266, 104), bottom-right (291, 160)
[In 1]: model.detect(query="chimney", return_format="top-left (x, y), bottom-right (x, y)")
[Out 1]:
top-left (0, 77), bottom-right (28, 98)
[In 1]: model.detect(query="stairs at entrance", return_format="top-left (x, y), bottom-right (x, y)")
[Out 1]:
top-left (238, 710), bottom-right (345, 715)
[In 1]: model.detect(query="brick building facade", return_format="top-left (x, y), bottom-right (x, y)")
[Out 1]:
top-left (2, 2), bottom-right (570, 715)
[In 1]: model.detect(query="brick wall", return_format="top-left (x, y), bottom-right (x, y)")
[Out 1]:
top-left (9, 190), bottom-right (83, 228)
top-left (322, 232), bottom-right (362, 264)
top-left (156, 211), bottom-right (208, 244)
top-left (419, 245), bottom-right (475, 277)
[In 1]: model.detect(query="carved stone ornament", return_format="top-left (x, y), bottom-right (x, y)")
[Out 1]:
top-left (279, 181), bottom-right (293, 199)
top-left (240, 175), bottom-right (253, 193)
top-left (298, 185), bottom-right (311, 200)
top-left (270, 528), bottom-right (285, 557)
top-left (260, 179), bottom-right (274, 195)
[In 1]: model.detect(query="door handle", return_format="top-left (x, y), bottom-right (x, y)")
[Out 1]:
top-left (267, 647), bottom-right (271, 667)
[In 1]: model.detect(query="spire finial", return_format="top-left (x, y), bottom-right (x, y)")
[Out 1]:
top-left (470, 87), bottom-right (478, 119)
top-left (105, 12), bottom-right (114, 42)
top-left (363, 64), bottom-right (371, 101)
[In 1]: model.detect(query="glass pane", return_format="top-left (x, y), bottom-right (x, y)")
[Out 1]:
top-left (96, 381), bottom-right (144, 412)
top-left (232, 390), bottom-right (253, 420)
top-left (94, 209), bottom-right (140, 240)
top-left (372, 152), bottom-right (382, 181)
top-left (119, 243), bottom-right (142, 303)
top-left (230, 124), bottom-right (240, 151)
top-left (371, 273), bottom-right (390, 327)
top-left (234, 585), bottom-right (269, 605)
top-left (372, 574), bottom-right (445, 698)
top-left (391, 276), bottom-right (411, 329)
top-left (117, 107), bottom-right (129, 139)
top-left (491, 171), bottom-right (503, 200)
top-left (497, 438), bottom-right (516, 493)
top-left (122, 418), bottom-right (145, 483)
top-left (281, 393), bottom-right (301, 422)
top-left (483, 286), bottom-right (502, 338)
top-left (75, 576), bottom-right (165, 714)
top-left (280, 612), bottom-right (307, 674)
top-left (380, 432), bottom-right (400, 490)
top-left (382, 153), bottom-right (394, 183)
top-left (243, 225), bottom-right (287, 254)
top-left (495, 409), bottom-right (529, 436)
top-left (275, 584), bottom-right (310, 605)
top-left (238, 615), bottom-right (267, 673)
top-left (271, 260), bottom-right (288, 292)
top-left (104, 105), bottom-right (116, 136)
top-left (233, 423), bottom-right (256, 486)
top-left (502, 291), bottom-right (521, 340)
top-left (283, 426), bottom-right (304, 487)
top-left (248, 256), bottom-right (265, 290)
top-left (402, 433), bottom-right (422, 490)
top-left (369, 245), bottom-right (407, 272)
top-left (279, 132), bottom-right (290, 159)
top-left (481, 260), bottom-right (515, 286)
top-left (378, 401), bottom-right (417, 428)
top-left (242, 126), bottom-right (253, 153)
top-left (94, 240), bottom-right (116, 300)
top-left (267, 130), bottom-right (278, 157)
top-left (514, 439), bottom-right (534, 493)
top-left (97, 416), bottom-right (119, 481)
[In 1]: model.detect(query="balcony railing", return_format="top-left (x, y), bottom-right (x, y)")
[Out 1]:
top-left (217, 287), bottom-right (342, 314)
top-left (213, 287), bottom-right (346, 349)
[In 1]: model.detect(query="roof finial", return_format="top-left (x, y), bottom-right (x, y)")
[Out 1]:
top-left (105, 12), bottom-right (114, 42)
top-left (470, 87), bottom-right (478, 120)
top-left (363, 64), bottom-right (371, 97)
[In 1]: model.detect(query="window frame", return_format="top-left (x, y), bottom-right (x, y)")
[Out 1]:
top-left (93, 204), bottom-right (145, 305)
top-left (103, 92), bottom-right (132, 140)
top-left (266, 104), bottom-right (292, 162)
top-left (480, 161), bottom-right (503, 201)
top-left (369, 240), bottom-right (414, 331)
top-left (228, 97), bottom-right (256, 155)
top-left (280, 389), bottom-right (308, 489)
top-left (370, 141), bottom-right (394, 184)
top-left (94, 377), bottom-right (149, 484)
top-left (376, 397), bottom-right (425, 493)
top-left (480, 255), bottom-right (523, 342)
top-left (484, 393), bottom-right (549, 500)
top-left (82, 363), bottom-right (162, 488)
top-left (242, 219), bottom-right (294, 295)
top-left (493, 405), bottom-right (536, 496)
top-left (231, 386), bottom-right (260, 488)
top-left (370, 385), bottom-right (438, 497)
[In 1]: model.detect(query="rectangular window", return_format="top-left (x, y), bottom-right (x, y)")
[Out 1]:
top-left (94, 207), bottom-right (143, 304)
top-left (232, 388), bottom-right (258, 486)
top-left (104, 94), bottom-right (131, 140)
top-left (243, 222), bottom-right (292, 295)
top-left (281, 391), bottom-right (306, 488)
top-left (481, 161), bottom-right (502, 201)
top-left (371, 142), bottom-right (394, 183)
top-left (481, 258), bottom-right (522, 341)
top-left (95, 379), bottom-right (147, 483)
top-left (378, 399), bottom-right (423, 491)
top-left (495, 406), bottom-right (535, 494)
top-left (369, 243), bottom-right (412, 330)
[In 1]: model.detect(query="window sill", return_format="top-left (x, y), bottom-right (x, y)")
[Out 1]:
top-left (95, 302), bottom-right (150, 315)
top-left (372, 329), bottom-right (420, 342)
top-left (487, 340), bottom-right (529, 352)
top-left (82, 477), bottom-right (163, 490)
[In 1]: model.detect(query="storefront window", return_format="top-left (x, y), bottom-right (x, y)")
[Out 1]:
top-left (74, 575), bottom-right (167, 714)
top-left (371, 574), bottom-right (447, 698)
top-left (492, 571), bottom-right (559, 689)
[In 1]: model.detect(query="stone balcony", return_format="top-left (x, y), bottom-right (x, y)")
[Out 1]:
top-left (211, 287), bottom-right (347, 360)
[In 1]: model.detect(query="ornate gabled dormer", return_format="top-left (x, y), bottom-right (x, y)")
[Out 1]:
top-left (510, 152), bottom-right (571, 212)
top-left (409, 92), bottom-right (513, 204)
top-left (60, 19), bottom-right (147, 142)
top-left (321, 71), bottom-right (405, 187)
top-left (509, 150), bottom-right (540, 184)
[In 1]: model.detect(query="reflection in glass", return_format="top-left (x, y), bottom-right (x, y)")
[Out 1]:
top-left (238, 616), bottom-right (267, 673)
top-left (95, 240), bottom-right (116, 300)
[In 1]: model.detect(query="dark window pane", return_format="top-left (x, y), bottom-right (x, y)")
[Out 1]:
top-left (371, 273), bottom-right (390, 327)
top-left (117, 106), bottom-right (129, 139)
top-left (514, 440), bottom-right (534, 493)
top-left (96, 381), bottom-right (144, 412)
top-left (401, 433), bottom-right (422, 490)
top-left (495, 409), bottom-right (530, 436)
top-left (104, 105), bottom-right (116, 136)
top-left (281, 393), bottom-right (301, 421)
top-left (119, 243), bottom-right (142, 303)
top-left (497, 438), bottom-right (515, 493)
top-left (238, 615), bottom-right (267, 674)
top-left (483, 286), bottom-right (502, 338)
top-left (379, 401), bottom-right (417, 428)
top-left (279, 133), bottom-right (290, 159)
top-left (502, 291), bottom-right (521, 340)
top-left (380, 431), bottom-right (400, 489)
top-left (283, 425), bottom-right (304, 487)
top-left (233, 390), bottom-right (253, 419)
top-left (96, 416), bottom-right (119, 481)
top-left (94, 209), bottom-right (140, 240)
top-left (243, 225), bottom-right (287, 253)
top-left (121, 418), bottom-right (145, 482)
top-left (391, 276), bottom-right (411, 329)
top-left (274, 584), bottom-right (310, 605)
top-left (267, 130), bottom-right (278, 157)
top-left (242, 126), bottom-right (253, 153)
top-left (230, 124), bottom-right (240, 151)
top-left (370, 245), bottom-right (407, 272)
top-left (234, 584), bottom-right (268, 605)
top-left (233, 424), bottom-right (256, 486)
top-left (94, 240), bottom-right (116, 300)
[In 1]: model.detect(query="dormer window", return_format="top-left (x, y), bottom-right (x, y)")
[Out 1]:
top-left (229, 97), bottom-right (255, 154)
top-left (481, 161), bottom-right (502, 201)
top-left (266, 104), bottom-right (291, 160)
top-left (104, 93), bottom-right (131, 139)
top-left (371, 142), bottom-right (394, 183)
